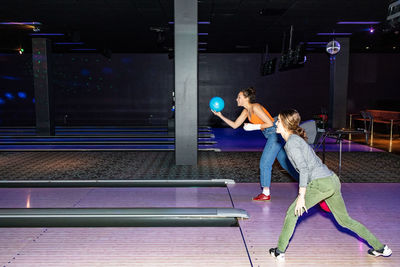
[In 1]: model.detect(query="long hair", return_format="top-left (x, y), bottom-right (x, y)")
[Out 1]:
top-left (279, 109), bottom-right (308, 141)
top-left (240, 87), bottom-right (256, 103)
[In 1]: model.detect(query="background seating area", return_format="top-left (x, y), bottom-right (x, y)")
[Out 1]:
top-left (351, 109), bottom-right (400, 152)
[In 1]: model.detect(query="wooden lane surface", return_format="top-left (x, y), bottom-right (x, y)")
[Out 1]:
top-left (231, 183), bottom-right (400, 267)
top-left (1, 183), bottom-right (399, 266)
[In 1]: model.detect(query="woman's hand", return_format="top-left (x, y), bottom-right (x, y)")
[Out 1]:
top-left (294, 195), bottom-right (307, 216)
top-left (211, 109), bottom-right (222, 117)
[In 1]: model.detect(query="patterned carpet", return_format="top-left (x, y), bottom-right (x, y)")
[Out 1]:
top-left (0, 151), bottom-right (399, 183)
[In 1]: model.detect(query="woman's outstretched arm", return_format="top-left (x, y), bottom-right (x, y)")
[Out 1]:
top-left (211, 109), bottom-right (248, 129)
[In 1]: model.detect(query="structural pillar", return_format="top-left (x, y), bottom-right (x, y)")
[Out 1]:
top-left (328, 37), bottom-right (350, 129)
top-left (32, 38), bottom-right (55, 136)
top-left (174, 0), bottom-right (198, 165)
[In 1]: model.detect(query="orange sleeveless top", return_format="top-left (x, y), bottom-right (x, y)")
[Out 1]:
top-left (248, 105), bottom-right (274, 128)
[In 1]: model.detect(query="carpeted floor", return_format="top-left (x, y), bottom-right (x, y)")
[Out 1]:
top-left (0, 151), bottom-right (399, 183)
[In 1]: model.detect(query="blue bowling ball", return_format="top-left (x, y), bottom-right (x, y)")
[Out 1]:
top-left (209, 97), bottom-right (225, 112)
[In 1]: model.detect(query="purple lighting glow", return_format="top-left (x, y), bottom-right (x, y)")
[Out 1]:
top-left (317, 33), bottom-right (352, 36)
top-left (337, 21), bottom-right (380, 25)
top-left (198, 33), bottom-right (208, 36)
top-left (307, 42), bottom-right (328, 45)
top-left (0, 22), bottom-right (41, 25)
top-left (369, 27), bottom-right (375, 33)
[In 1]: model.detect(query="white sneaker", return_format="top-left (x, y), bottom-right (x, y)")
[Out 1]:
top-left (368, 245), bottom-right (392, 257)
top-left (269, 247), bottom-right (285, 261)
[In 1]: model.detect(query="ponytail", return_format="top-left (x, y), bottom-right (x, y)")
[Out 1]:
top-left (279, 109), bottom-right (308, 142)
top-left (294, 126), bottom-right (308, 142)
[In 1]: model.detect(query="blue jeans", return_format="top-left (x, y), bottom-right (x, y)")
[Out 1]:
top-left (260, 126), bottom-right (299, 188)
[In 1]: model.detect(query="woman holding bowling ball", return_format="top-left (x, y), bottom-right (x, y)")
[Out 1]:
top-left (211, 87), bottom-right (298, 201)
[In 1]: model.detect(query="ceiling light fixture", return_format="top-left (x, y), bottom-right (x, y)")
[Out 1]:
top-left (326, 40), bottom-right (341, 55)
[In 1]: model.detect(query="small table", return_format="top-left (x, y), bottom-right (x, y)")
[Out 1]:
top-left (321, 128), bottom-right (366, 177)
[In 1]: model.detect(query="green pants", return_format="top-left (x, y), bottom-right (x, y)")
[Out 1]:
top-left (277, 174), bottom-right (384, 252)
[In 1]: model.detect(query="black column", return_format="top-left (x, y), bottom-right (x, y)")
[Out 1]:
top-left (32, 38), bottom-right (55, 136)
top-left (174, 0), bottom-right (198, 165)
top-left (329, 38), bottom-right (350, 129)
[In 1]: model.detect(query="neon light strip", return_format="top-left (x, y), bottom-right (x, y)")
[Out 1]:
top-left (317, 33), bottom-right (352, 36)
top-left (29, 33), bottom-right (64, 36)
top-left (307, 42), bottom-right (328, 44)
top-left (0, 22), bottom-right (41, 25)
top-left (337, 21), bottom-right (380, 25)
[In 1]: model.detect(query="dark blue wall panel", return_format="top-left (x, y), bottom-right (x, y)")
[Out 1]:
top-left (0, 53), bottom-right (398, 126)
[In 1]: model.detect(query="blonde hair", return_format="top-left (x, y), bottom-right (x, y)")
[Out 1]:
top-left (279, 109), bottom-right (308, 141)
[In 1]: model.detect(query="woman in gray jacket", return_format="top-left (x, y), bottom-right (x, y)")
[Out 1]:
top-left (269, 109), bottom-right (392, 261)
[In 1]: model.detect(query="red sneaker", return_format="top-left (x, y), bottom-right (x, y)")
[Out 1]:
top-left (252, 193), bottom-right (271, 201)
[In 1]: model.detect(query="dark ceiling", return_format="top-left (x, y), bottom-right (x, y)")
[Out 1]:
top-left (0, 0), bottom-right (399, 54)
